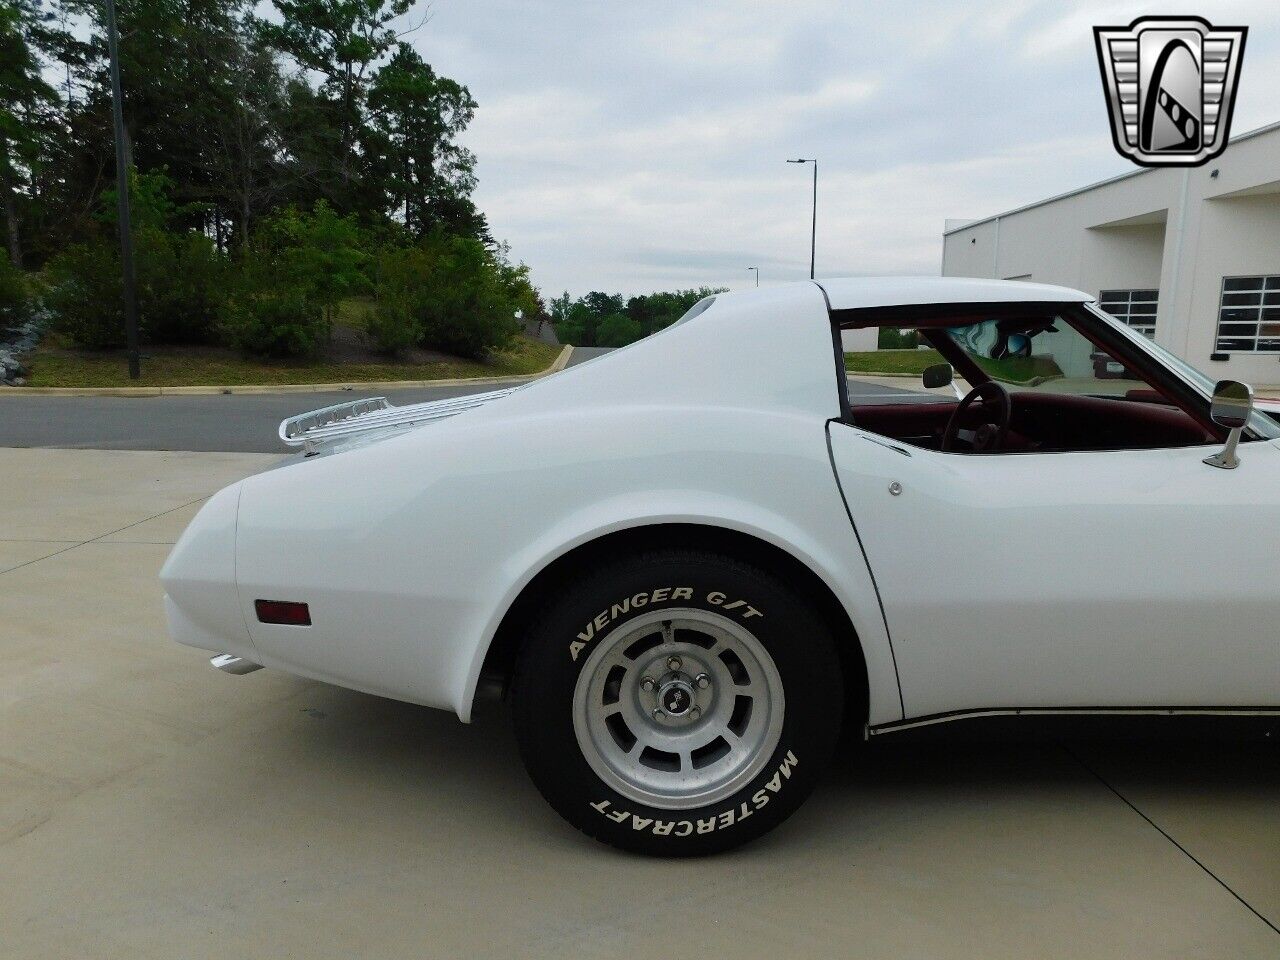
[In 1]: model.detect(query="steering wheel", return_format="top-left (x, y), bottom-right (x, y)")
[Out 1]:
top-left (941, 382), bottom-right (1012, 453)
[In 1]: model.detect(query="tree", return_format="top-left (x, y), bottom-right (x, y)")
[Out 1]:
top-left (0, 0), bottom-right (56, 266)
top-left (365, 43), bottom-right (485, 239)
top-left (550, 288), bottom-right (727, 347)
top-left (205, 17), bottom-right (292, 248)
top-left (373, 232), bottom-right (523, 358)
top-left (259, 0), bottom-right (412, 201)
top-left (256, 201), bottom-right (370, 329)
top-left (597, 312), bottom-right (641, 347)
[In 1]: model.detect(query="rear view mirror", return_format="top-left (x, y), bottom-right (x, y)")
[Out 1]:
top-left (1209, 379), bottom-right (1253, 430)
top-left (1203, 379), bottom-right (1253, 470)
top-left (922, 363), bottom-right (953, 390)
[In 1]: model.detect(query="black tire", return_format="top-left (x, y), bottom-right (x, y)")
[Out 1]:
top-left (511, 548), bottom-right (844, 856)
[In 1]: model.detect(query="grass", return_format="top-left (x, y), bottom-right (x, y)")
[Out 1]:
top-left (845, 348), bottom-right (947, 376)
top-left (844, 349), bottom-right (1063, 386)
top-left (24, 335), bottom-right (561, 388)
top-left (331, 295), bottom-right (376, 330)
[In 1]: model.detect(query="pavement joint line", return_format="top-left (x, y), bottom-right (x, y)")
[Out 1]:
top-left (0, 538), bottom-right (81, 543)
top-left (1060, 741), bottom-right (1280, 939)
top-left (0, 495), bottom-right (209, 578)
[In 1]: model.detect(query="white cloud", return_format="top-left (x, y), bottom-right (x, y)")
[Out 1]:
top-left (409, 0), bottom-right (1280, 297)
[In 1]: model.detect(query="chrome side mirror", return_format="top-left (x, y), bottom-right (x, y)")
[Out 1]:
top-left (922, 362), bottom-right (962, 398)
top-left (1203, 379), bottom-right (1253, 470)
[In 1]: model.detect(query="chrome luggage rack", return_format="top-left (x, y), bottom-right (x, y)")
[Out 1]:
top-left (279, 387), bottom-right (521, 454)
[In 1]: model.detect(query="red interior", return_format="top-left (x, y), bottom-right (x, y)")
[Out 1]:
top-left (852, 393), bottom-right (1214, 453)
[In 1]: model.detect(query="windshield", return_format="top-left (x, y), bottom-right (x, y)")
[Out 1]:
top-left (1085, 303), bottom-right (1280, 439)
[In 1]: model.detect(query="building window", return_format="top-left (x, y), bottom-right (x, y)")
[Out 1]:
top-left (1098, 289), bottom-right (1158, 338)
top-left (1216, 276), bottom-right (1280, 353)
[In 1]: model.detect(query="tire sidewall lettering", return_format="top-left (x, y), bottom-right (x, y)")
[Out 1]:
top-left (588, 750), bottom-right (799, 838)
top-left (568, 588), bottom-right (765, 662)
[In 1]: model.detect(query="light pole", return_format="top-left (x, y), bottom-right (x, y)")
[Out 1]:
top-left (747, 266), bottom-right (759, 287)
top-left (786, 158), bottom-right (817, 279)
top-left (105, 0), bottom-right (140, 379)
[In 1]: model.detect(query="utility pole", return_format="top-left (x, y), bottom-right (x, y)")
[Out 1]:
top-left (747, 266), bottom-right (759, 287)
top-left (105, 0), bottom-right (140, 378)
top-left (786, 158), bottom-right (818, 279)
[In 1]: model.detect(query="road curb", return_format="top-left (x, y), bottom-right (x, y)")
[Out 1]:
top-left (0, 345), bottom-right (574, 397)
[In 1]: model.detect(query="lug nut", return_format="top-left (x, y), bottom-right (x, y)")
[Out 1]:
top-left (667, 656), bottom-right (682, 671)
top-left (689, 706), bottom-right (701, 720)
top-left (640, 676), bottom-right (655, 692)
top-left (652, 707), bottom-right (665, 720)
top-left (695, 673), bottom-right (711, 689)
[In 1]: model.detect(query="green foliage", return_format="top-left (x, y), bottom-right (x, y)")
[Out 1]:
top-left (219, 266), bottom-right (325, 358)
top-left (366, 44), bottom-right (484, 239)
top-left (372, 234), bottom-right (525, 358)
top-left (256, 202), bottom-right (371, 323)
top-left (0, 254), bottom-right (29, 332)
top-left (367, 247), bottom-right (423, 355)
top-left (47, 171), bottom-right (226, 347)
top-left (596, 313), bottom-right (641, 348)
top-left (46, 242), bottom-right (125, 348)
top-left (138, 229), bottom-right (227, 344)
top-left (47, 226), bottom-right (228, 349)
top-left (877, 327), bottom-right (919, 349)
top-left (551, 287), bottom-right (725, 347)
top-left (215, 206), bottom-right (367, 358)
top-left (10, 0), bottom-right (488, 268)
top-left (1, 0), bottom-right (57, 267)
top-left (6, 0), bottom-right (541, 370)
top-left (97, 169), bottom-right (197, 232)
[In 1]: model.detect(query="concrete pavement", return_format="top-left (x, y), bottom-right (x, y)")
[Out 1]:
top-left (2, 447), bottom-right (1278, 959)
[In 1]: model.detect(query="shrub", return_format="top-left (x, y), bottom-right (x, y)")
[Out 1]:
top-left (219, 275), bottom-right (325, 358)
top-left (256, 203), bottom-right (371, 329)
top-left (368, 248), bottom-right (424, 355)
top-left (46, 229), bottom-right (227, 349)
top-left (373, 234), bottom-right (522, 359)
top-left (878, 327), bottom-right (919, 350)
top-left (0, 255), bottom-right (30, 336)
top-left (140, 230), bottom-right (226, 344)
top-left (46, 243), bottom-right (125, 349)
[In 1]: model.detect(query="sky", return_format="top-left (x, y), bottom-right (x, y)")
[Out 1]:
top-left (406, 1), bottom-right (1280, 298)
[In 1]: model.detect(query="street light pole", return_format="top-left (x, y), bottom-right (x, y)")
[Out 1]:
top-left (786, 158), bottom-right (817, 279)
top-left (105, 0), bottom-right (140, 379)
top-left (747, 266), bottom-right (759, 287)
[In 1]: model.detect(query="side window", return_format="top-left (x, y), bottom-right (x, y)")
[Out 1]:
top-left (841, 325), bottom-right (956, 408)
top-left (945, 315), bottom-right (1146, 398)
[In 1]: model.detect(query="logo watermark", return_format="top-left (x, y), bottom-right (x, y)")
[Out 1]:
top-left (1094, 16), bottom-right (1247, 167)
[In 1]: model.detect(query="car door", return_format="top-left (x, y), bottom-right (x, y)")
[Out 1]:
top-left (828, 424), bottom-right (1280, 718)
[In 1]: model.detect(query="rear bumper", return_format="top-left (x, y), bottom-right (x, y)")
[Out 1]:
top-left (160, 482), bottom-right (256, 658)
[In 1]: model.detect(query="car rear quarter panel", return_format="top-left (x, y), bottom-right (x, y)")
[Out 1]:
top-left (234, 405), bottom-right (902, 724)
top-left (232, 286), bottom-right (903, 724)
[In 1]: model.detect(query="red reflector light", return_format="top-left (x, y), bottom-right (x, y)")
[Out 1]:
top-left (255, 599), bottom-right (311, 626)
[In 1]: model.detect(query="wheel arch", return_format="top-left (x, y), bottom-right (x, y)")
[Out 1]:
top-left (475, 523), bottom-right (870, 730)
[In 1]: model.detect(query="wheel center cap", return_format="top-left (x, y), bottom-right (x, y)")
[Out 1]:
top-left (657, 678), bottom-right (695, 716)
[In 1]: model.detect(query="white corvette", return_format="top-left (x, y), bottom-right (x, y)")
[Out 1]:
top-left (161, 277), bottom-right (1280, 855)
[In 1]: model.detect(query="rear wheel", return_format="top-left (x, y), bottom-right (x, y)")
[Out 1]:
top-left (511, 549), bottom-right (844, 856)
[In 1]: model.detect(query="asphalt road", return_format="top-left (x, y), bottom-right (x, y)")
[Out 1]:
top-left (0, 345), bottom-right (614, 454)
top-left (0, 349), bottom-right (924, 453)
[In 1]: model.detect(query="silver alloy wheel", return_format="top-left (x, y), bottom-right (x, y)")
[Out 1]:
top-left (572, 608), bottom-right (785, 810)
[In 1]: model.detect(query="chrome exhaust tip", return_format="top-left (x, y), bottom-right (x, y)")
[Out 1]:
top-left (210, 654), bottom-right (263, 675)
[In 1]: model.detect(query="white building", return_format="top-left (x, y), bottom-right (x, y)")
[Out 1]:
top-left (942, 120), bottom-right (1280, 386)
